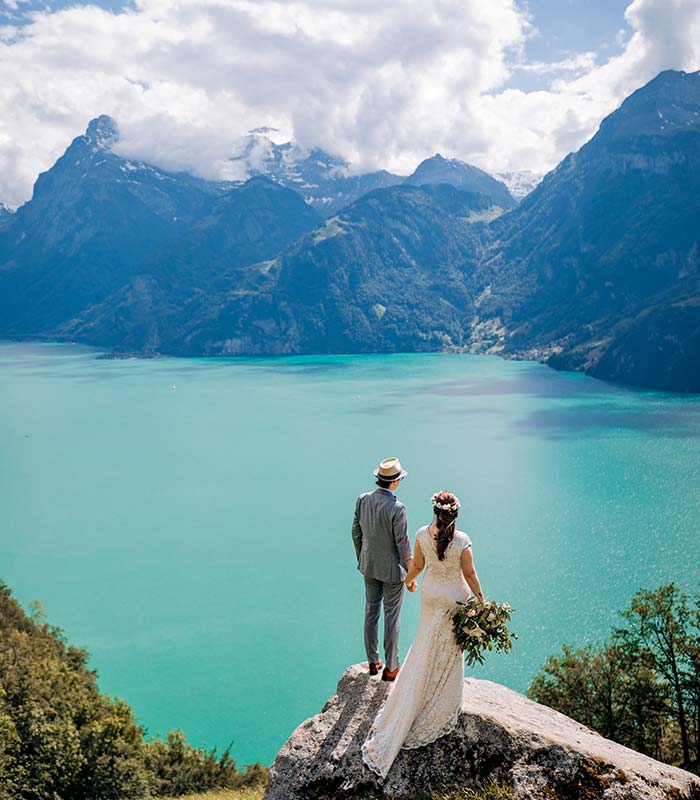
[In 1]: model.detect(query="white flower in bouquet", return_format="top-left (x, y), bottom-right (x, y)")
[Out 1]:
top-left (452, 597), bottom-right (517, 666)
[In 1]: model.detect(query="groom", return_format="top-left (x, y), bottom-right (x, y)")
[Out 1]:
top-left (351, 457), bottom-right (414, 681)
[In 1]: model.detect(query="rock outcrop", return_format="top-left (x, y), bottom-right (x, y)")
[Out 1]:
top-left (264, 663), bottom-right (700, 800)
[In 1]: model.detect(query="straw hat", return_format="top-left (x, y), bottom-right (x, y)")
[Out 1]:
top-left (373, 457), bottom-right (408, 481)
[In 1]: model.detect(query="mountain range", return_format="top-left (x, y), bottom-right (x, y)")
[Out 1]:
top-left (0, 69), bottom-right (699, 392)
top-left (230, 127), bottom-right (517, 216)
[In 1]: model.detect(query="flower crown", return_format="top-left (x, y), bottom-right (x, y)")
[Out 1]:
top-left (431, 492), bottom-right (461, 512)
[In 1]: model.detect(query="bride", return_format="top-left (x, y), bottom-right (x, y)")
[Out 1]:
top-left (361, 490), bottom-right (485, 780)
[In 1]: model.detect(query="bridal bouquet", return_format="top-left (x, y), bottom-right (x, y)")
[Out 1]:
top-left (452, 598), bottom-right (517, 666)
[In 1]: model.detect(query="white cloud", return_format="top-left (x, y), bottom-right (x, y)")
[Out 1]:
top-left (464, 0), bottom-right (700, 177)
top-left (515, 52), bottom-right (598, 76)
top-left (0, 0), bottom-right (699, 208)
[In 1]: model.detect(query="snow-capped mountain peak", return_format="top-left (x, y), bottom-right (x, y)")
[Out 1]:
top-left (494, 170), bottom-right (543, 200)
top-left (84, 115), bottom-right (119, 151)
top-left (228, 131), bottom-right (379, 214)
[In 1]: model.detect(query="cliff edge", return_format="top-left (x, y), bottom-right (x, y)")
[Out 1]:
top-left (264, 662), bottom-right (700, 800)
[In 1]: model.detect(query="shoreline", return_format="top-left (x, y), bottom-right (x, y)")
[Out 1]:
top-left (3, 334), bottom-right (696, 397)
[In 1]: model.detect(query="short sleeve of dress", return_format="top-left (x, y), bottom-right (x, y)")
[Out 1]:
top-left (415, 527), bottom-right (424, 545)
top-left (460, 531), bottom-right (472, 550)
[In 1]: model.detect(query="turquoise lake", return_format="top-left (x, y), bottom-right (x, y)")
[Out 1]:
top-left (2, 341), bottom-right (700, 768)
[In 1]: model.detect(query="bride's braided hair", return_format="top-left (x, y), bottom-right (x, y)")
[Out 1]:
top-left (431, 490), bottom-right (460, 561)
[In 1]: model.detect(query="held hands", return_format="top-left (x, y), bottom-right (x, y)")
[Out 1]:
top-left (405, 579), bottom-right (418, 593)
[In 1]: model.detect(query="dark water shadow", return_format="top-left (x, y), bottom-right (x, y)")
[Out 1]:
top-left (234, 359), bottom-right (354, 377)
top-left (348, 401), bottom-right (406, 415)
top-left (398, 360), bottom-right (696, 402)
top-left (514, 401), bottom-right (700, 440)
top-left (3, 366), bottom-right (128, 382)
top-left (385, 364), bottom-right (637, 403)
top-left (1, 359), bottom-right (350, 383)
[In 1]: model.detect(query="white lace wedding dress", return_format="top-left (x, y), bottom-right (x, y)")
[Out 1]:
top-left (361, 525), bottom-right (473, 780)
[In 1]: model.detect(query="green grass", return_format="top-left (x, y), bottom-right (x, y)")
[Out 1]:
top-left (463, 205), bottom-right (504, 223)
top-left (311, 216), bottom-right (348, 242)
top-left (164, 777), bottom-right (515, 800)
top-left (431, 780), bottom-right (515, 800)
top-left (155, 787), bottom-right (265, 800)
top-left (371, 302), bottom-right (387, 320)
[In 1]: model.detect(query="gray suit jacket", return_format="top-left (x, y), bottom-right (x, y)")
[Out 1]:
top-left (352, 488), bottom-right (411, 583)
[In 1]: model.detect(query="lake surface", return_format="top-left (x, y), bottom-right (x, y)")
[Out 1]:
top-left (2, 341), bottom-right (700, 767)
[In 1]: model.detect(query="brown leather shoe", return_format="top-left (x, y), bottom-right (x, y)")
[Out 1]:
top-left (382, 665), bottom-right (400, 681)
top-left (368, 660), bottom-right (383, 676)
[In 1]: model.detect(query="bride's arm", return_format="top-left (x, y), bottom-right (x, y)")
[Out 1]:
top-left (404, 538), bottom-right (425, 585)
top-left (460, 547), bottom-right (485, 603)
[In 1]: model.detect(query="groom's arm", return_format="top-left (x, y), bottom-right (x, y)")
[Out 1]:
top-left (351, 496), bottom-right (363, 561)
top-left (392, 504), bottom-right (412, 572)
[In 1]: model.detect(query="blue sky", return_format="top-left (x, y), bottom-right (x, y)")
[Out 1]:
top-left (526, 0), bottom-right (631, 58)
top-left (0, 0), bottom-right (699, 207)
top-left (0, 0), bottom-right (129, 21)
top-left (510, 0), bottom-right (633, 90)
top-left (0, 0), bottom-right (128, 23)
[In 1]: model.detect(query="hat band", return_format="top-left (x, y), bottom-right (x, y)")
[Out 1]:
top-left (378, 470), bottom-right (402, 481)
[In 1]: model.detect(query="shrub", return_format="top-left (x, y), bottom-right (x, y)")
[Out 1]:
top-left (0, 581), bottom-right (267, 798)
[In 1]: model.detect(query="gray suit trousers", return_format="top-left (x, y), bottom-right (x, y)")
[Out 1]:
top-left (364, 576), bottom-right (404, 671)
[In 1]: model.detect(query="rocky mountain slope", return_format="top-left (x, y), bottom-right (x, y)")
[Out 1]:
top-left (60, 175), bottom-right (321, 354)
top-left (0, 115), bottom-right (227, 333)
top-left (196, 183), bottom-right (492, 357)
top-left (67, 183), bottom-right (493, 356)
top-left (0, 117), bottom-right (320, 340)
top-left (405, 154), bottom-right (517, 210)
top-left (265, 663), bottom-right (700, 800)
top-left (480, 69), bottom-right (700, 391)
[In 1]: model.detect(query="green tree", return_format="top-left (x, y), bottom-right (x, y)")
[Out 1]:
top-left (528, 640), bottom-right (671, 757)
top-left (143, 730), bottom-right (263, 796)
top-left (0, 580), bottom-right (268, 798)
top-left (615, 584), bottom-right (694, 765)
top-left (530, 584), bottom-right (700, 771)
top-left (681, 595), bottom-right (700, 763)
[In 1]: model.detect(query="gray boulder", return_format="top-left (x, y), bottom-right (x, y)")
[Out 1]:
top-left (264, 663), bottom-right (700, 800)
